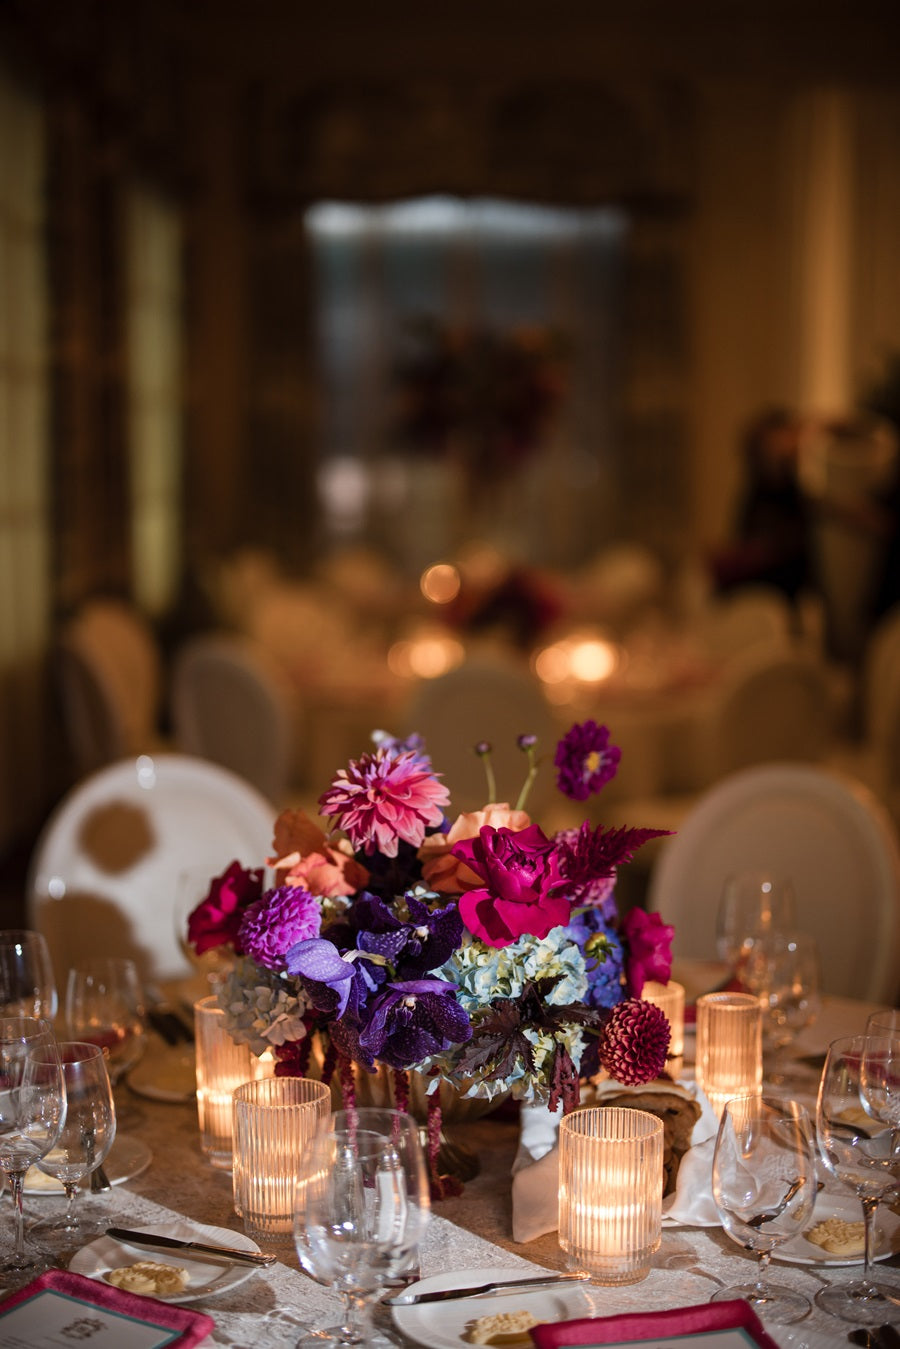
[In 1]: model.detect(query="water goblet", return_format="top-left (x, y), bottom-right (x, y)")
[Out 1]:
top-left (30, 1041), bottom-right (116, 1248)
top-left (711, 1093), bottom-right (818, 1324)
top-left (815, 1034), bottom-right (900, 1325)
top-left (740, 930), bottom-right (821, 1084)
top-left (0, 930), bottom-right (58, 1019)
top-left (861, 1023), bottom-right (900, 1128)
top-left (65, 958), bottom-right (147, 1086)
top-left (715, 872), bottom-right (796, 980)
top-left (0, 1017), bottom-right (67, 1280)
top-left (293, 1107), bottom-right (430, 1348)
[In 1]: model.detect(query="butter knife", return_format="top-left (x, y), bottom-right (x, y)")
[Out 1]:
top-left (386, 1271), bottom-right (590, 1306)
top-left (105, 1226), bottom-right (277, 1267)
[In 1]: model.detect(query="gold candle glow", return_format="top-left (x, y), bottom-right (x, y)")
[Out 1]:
top-left (558, 1106), bottom-right (664, 1285)
top-left (194, 995), bottom-right (274, 1169)
top-left (695, 990), bottom-right (763, 1119)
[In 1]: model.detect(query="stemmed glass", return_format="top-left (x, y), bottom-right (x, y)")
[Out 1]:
top-left (30, 1041), bottom-right (116, 1248)
top-left (711, 1093), bottom-right (818, 1324)
top-left (65, 958), bottom-right (147, 1086)
top-left (293, 1107), bottom-right (430, 1348)
top-left (815, 1034), bottom-right (900, 1325)
top-left (0, 930), bottom-right (58, 1019)
top-left (0, 1017), bottom-right (67, 1280)
top-left (740, 930), bottom-right (821, 1084)
top-left (715, 872), bottom-right (797, 983)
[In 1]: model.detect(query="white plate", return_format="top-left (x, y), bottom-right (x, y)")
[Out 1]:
top-left (69, 1217), bottom-right (264, 1303)
top-left (22, 1133), bottom-right (152, 1196)
top-left (391, 1268), bottom-right (593, 1349)
top-left (27, 753), bottom-right (275, 984)
top-left (127, 1043), bottom-right (196, 1102)
top-left (727, 1189), bottom-right (900, 1267)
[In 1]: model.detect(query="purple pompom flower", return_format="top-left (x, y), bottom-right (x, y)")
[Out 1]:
top-left (554, 720), bottom-right (621, 801)
top-left (238, 886), bottom-right (321, 971)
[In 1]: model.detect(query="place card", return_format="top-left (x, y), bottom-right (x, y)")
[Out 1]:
top-left (529, 1299), bottom-right (781, 1349)
top-left (0, 1269), bottom-right (214, 1348)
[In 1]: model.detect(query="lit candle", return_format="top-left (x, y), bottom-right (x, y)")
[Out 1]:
top-left (641, 980), bottom-right (685, 1079)
top-left (695, 990), bottom-right (763, 1118)
top-left (232, 1076), bottom-right (331, 1243)
top-left (194, 995), bottom-right (273, 1169)
top-left (558, 1107), bottom-right (663, 1285)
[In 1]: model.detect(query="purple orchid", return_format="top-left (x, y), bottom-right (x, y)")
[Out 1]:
top-left (351, 891), bottom-right (463, 976)
top-left (357, 978), bottom-right (472, 1071)
top-left (285, 937), bottom-right (378, 1018)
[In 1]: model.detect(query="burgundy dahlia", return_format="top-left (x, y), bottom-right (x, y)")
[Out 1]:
top-left (597, 997), bottom-right (670, 1086)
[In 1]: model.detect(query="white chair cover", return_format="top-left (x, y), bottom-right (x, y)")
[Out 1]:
top-left (646, 761), bottom-right (900, 1003)
top-left (703, 639), bottom-right (834, 780)
top-left (26, 753), bottom-right (275, 986)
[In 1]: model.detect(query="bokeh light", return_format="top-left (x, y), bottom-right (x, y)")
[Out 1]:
top-left (420, 563), bottom-right (461, 604)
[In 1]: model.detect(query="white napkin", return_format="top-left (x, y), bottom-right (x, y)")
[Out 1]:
top-left (511, 1084), bottom-right (721, 1244)
top-left (660, 1135), bottom-right (719, 1226)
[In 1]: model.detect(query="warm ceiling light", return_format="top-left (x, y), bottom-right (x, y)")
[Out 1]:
top-left (534, 643), bottom-right (572, 684)
top-left (407, 635), bottom-right (465, 679)
top-left (420, 563), bottom-right (461, 604)
top-left (570, 639), bottom-right (617, 683)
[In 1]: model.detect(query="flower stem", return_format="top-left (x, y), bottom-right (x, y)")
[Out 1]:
top-left (515, 750), bottom-right (540, 811)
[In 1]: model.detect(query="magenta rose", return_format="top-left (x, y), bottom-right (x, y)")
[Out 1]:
top-left (452, 824), bottom-right (571, 948)
top-left (187, 862), bottom-right (264, 956)
top-left (621, 908), bottom-right (674, 997)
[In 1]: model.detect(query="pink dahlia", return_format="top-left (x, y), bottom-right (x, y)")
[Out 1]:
top-left (597, 998), bottom-right (670, 1085)
top-left (620, 908), bottom-right (674, 998)
top-left (318, 748), bottom-right (450, 859)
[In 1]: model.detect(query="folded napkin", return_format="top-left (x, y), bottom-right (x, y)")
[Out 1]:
top-left (511, 1081), bottom-right (720, 1244)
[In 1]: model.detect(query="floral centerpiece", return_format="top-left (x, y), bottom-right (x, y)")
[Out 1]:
top-left (186, 720), bottom-right (674, 1194)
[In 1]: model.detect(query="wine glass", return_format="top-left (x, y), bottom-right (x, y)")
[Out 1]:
top-left (0, 1017), bottom-right (67, 1280)
top-left (866, 1007), bottom-right (900, 1040)
top-left (740, 930), bottom-right (821, 1084)
top-left (293, 1107), bottom-right (430, 1348)
top-left (711, 1093), bottom-right (818, 1324)
top-left (0, 930), bottom-right (58, 1019)
top-left (30, 1041), bottom-right (116, 1248)
top-left (815, 1034), bottom-right (900, 1325)
top-left (715, 872), bottom-right (797, 981)
top-left (65, 958), bottom-right (147, 1086)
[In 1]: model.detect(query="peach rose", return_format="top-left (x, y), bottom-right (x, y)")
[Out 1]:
top-left (418, 802), bottom-right (532, 893)
top-left (269, 808), bottom-right (369, 898)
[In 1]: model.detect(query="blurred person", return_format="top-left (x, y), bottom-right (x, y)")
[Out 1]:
top-left (710, 406), bottom-right (812, 605)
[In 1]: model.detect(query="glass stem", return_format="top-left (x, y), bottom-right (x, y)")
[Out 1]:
top-left (860, 1195), bottom-right (879, 1289)
top-left (63, 1181), bottom-right (79, 1230)
top-left (754, 1248), bottom-right (771, 1296)
top-left (337, 1291), bottom-right (373, 1346)
top-left (7, 1169), bottom-right (27, 1264)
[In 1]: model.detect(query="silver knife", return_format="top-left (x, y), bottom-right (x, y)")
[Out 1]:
top-left (386, 1271), bottom-right (590, 1306)
top-left (105, 1226), bottom-right (277, 1267)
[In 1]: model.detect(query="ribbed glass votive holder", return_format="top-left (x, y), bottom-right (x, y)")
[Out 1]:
top-left (558, 1106), bottom-right (664, 1285)
top-left (641, 979), bottom-right (686, 1079)
top-left (232, 1076), bottom-right (331, 1243)
top-left (695, 990), bottom-right (763, 1118)
top-left (194, 995), bottom-right (273, 1169)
